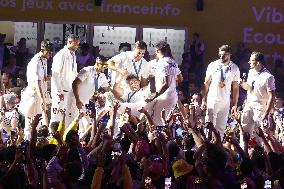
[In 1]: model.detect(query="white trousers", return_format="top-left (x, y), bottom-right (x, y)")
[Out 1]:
top-left (205, 100), bottom-right (230, 139)
top-left (50, 90), bottom-right (77, 127)
top-left (241, 103), bottom-right (265, 136)
top-left (151, 93), bottom-right (178, 126)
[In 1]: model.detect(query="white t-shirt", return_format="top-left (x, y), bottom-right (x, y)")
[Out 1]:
top-left (206, 60), bottom-right (240, 102)
top-left (154, 57), bottom-right (181, 98)
top-left (51, 46), bottom-right (77, 93)
top-left (121, 86), bottom-right (149, 103)
top-left (110, 51), bottom-right (151, 82)
top-left (77, 66), bottom-right (109, 104)
top-left (246, 67), bottom-right (275, 107)
top-left (26, 53), bottom-right (47, 85)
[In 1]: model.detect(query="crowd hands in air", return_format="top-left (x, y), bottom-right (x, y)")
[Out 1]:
top-left (0, 33), bottom-right (283, 189)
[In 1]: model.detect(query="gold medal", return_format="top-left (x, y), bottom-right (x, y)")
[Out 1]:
top-left (218, 82), bottom-right (225, 88)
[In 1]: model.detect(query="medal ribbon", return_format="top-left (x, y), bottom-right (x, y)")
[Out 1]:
top-left (132, 60), bottom-right (142, 77)
top-left (127, 91), bottom-right (137, 103)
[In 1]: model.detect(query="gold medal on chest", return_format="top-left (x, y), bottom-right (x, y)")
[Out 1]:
top-left (218, 82), bottom-right (225, 88)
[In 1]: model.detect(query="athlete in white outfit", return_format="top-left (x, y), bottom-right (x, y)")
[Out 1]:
top-left (202, 45), bottom-right (240, 138)
top-left (107, 41), bottom-right (151, 86)
top-left (19, 40), bottom-right (53, 139)
top-left (146, 41), bottom-right (182, 126)
top-left (112, 74), bottom-right (155, 117)
top-left (240, 51), bottom-right (275, 136)
top-left (50, 34), bottom-right (80, 126)
top-left (72, 56), bottom-right (111, 110)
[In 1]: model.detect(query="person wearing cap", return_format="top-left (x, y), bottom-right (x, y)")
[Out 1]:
top-left (50, 34), bottom-right (80, 127)
top-left (240, 51), bottom-right (275, 136)
top-left (72, 55), bottom-right (111, 111)
top-left (201, 45), bottom-right (240, 139)
top-left (107, 40), bottom-right (151, 86)
top-left (0, 33), bottom-right (10, 72)
top-left (18, 40), bottom-right (54, 140)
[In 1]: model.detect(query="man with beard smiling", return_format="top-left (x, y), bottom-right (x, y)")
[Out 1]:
top-left (240, 51), bottom-right (275, 136)
top-left (201, 45), bottom-right (240, 139)
top-left (107, 40), bottom-right (151, 87)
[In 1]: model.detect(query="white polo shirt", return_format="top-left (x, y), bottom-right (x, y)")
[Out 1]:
top-left (206, 60), bottom-right (240, 103)
top-left (77, 66), bottom-right (109, 104)
top-left (51, 46), bottom-right (77, 93)
top-left (154, 57), bottom-right (181, 99)
top-left (246, 67), bottom-right (275, 107)
top-left (110, 51), bottom-right (151, 82)
top-left (26, 53), bottom-right (47, 85)
top-left (121, 86), bottom-right (149, 103)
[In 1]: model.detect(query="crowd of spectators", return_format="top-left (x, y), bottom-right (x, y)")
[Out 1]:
top-left (0, 32), bottom-right (283, 189)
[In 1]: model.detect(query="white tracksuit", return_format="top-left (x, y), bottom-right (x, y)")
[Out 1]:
top-left (150, 57), bottom-right (181, 126)
top-left (205, 60), bottom-right (240, 138)
top-left (50, 46), bottom-right (77, 127)
top-left (18, 53), bottom-right (48, 140)
top-left (241, 67), bottom-right (275, 136)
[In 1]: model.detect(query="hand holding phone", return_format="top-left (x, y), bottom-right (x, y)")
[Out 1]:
top-left (165, 177), bottom-right (171, 189)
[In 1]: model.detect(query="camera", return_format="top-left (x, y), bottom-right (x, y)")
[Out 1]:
top-left (264, 180), bottom-right (271, 189)
top-left (165, 177), bottom-right (171, 189)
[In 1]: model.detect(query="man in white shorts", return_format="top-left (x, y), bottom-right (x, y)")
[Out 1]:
top-left (201, 45), bottom-right (240, 138)
top-left (18, 40), bottom-right (53, 139)
top-left (50, 34), bottom-right (80, 126)
top-left (240, 51), bottom-right (275, 136)
top-left (146, 41), bottom-right (182, 126)
top-left (107, 41), bottom-right (151, 86)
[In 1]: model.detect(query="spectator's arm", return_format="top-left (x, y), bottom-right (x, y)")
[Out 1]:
top-left (58, 111), bottom-right (66, 137)
top-left (75, 136), bottom-right (89, 169)
top-left (25, 145), bottom-right (37, 187)
top-left (238, 122), bottom-right (249, 156)
top-left (91, 122), bottom-right (107, 148)
top-left (87, 118), bottom-right (97, 147)
top-left (257, 127), bottom-right (272, 153)
top-left (266, 133), bottom-right (284, 154)
top-left (29, 114), bottom-right (42, 158)
top-left (226, 137), bottom-right (247, 159)
top-left (187, 127), bottom-right (204, 148)
top-left (91, 151), bottom-right (105, 189)
top-left (122, 164), bottom-right (133, 189)
top-left (63, 113), bottom-right (83, 141)
top-left (110, 103), bottom-right (120, 137)
top-left (207, 122), bottom-right (222, 147)
top-left (138, 107), bottom-right (156, 130)
top-left (177, 99), bottom-right (188, 127)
